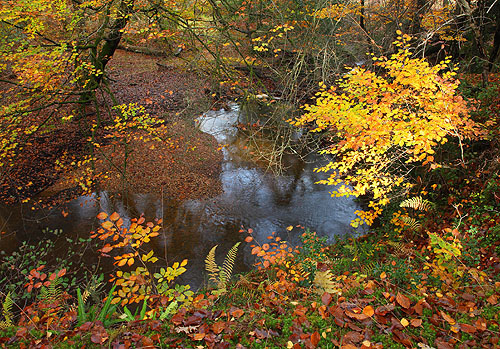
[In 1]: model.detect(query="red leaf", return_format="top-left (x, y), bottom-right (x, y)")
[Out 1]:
top-left (58, 268), bottom-right (66, 278)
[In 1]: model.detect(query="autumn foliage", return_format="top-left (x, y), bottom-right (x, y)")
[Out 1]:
top-left (292, 33), bottom-right (481, 226)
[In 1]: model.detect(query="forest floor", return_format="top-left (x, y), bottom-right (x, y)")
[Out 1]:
top-left (1, 50), bottom-right (226, 206)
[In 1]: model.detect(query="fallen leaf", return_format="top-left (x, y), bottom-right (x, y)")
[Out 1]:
top-left (396, 292), bottom-right (411, 309)
top-left (231, 308), bottom-right (244, 319)
top-left (410, 318), bottom-right (422, 327)
top-left (192, 333), bottom-right (205, 341)
top-left (400, 318), bottom-right (409, 327)
top-left (440, 310), bottom-right (455, 325)
top-left (363, 305), bottom-right (374, 317)
top-left (322, 292), bottom-right (332, 306)
top-left (459, 323), bottom-right (476, 333)
top-left (211, 321), bottom-right (226, 334)
top-left (487, 294), bottom-right (498, 305)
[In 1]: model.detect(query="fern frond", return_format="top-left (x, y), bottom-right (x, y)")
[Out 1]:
top-left (220, 242), bottom-right (240, 284)
top-left (387, 241), bottom-right (414, 257)
top-left (400, 196), bottom-right (433, 212)
top-left (39, 277), bottom-right (63, 304)
top-left (0, 292), bottom-right (14, 329)
top-left (399, 215), bottom-right (422, 231)
top-left (361, 261), bottom-right (376, 275)
top-left (313, 270), bottom-right (340, 295)
top-left (205, 245), bottom-right (220, 283)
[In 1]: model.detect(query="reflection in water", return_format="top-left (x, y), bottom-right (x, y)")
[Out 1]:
top-left (0, 104), bottom-right (364, 290)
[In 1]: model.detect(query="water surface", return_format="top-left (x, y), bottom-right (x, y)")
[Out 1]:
top-left (0, 104), bottom-right (363, 289)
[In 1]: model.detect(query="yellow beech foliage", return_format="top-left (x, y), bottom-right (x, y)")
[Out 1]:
top-left (292, 33), bottom-right (481, 227)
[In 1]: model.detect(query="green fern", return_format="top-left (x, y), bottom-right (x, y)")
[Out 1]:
top-left (39, 277), bottom-right (63, 304)
top-left (361, 261), bottom-right (376, 275)
top-left (400, 196), bottom-right (433, 212)
top-left (0, 292), bottom-right (14, 330)
top-left (204, 242), bottom-right (240, 294)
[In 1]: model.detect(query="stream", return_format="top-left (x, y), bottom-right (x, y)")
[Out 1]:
top-left (0, 104), bottom-right (364, 290)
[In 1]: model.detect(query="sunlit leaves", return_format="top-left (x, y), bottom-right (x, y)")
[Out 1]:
top-left (292, 33), bottom-right (481, 226)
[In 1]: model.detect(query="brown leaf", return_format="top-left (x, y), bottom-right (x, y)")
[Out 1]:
top-left (440, 310), bottom-right (456, 325)
top-left (321, 292), bottom-right (332, 306)
top-left (184, 315), bottom-right (202, 326)
top-left (171, 313), bottom-right (184, 326)
top-left (396, 292), bottom-right (411, 309)
top-left (141, 336), bottom-right (155, 347)
top-left (211, 321), bottom-right (226, 334)
top-left (345, 310), bottom-right (369, 321)
top-left (343, 331), bottom-right (364, 344)
top-left (459, 323), bottom-right (476, 334)
top-left (410, 318), bottom-right (422, 327)
top-left (487, 294), bottom-right (498, 305)
top-left (341, 345), bottom-right (358, 349)
top-left (231, 308), bottom-right (244, 319)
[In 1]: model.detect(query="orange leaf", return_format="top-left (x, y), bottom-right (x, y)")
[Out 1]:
top-left (127, 258), bottom-right (135, 266)
top-left (362, 305), bottom-right (374, 317)
top-left (109, 212), bottom-right (120, 221)
top-left (117, 258), bottom-right (127, 267)
top-left (244, 236), bottom-right (253, 242)
top-left (58, 268), bottom-right (66, 277)
top-left (192, 333), bottom-right (205, 341)
top-left (97, 212), bottom-right (108, 220)
top-left (380, 271), bottom-right (387, 279)
top-left (100, 245), bottom-right (113, 253)
top-left (310, 331), bottom-right (320, 346)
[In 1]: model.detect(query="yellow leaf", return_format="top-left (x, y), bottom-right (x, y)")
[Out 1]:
top-left (102, 221), bottom-right (114, 230)
top-left (400, 318), bottom-right (409, 327)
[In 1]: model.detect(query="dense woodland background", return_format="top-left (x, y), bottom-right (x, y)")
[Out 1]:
top-left (0, 0), bottom-right (499, 347)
